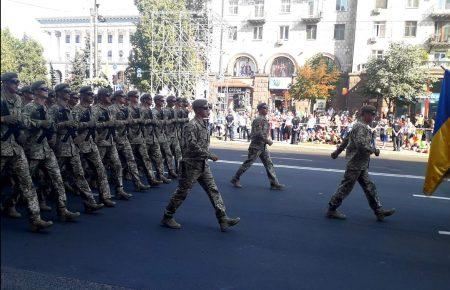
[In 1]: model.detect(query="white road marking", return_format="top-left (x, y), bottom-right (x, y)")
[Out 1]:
top-left (217, 160), bottom-right (427, 180)
top-left (241, 154), bottom-right (313, 162)
top-left (439, 231), bottom-right (450, 235)
top-left (413, 195), bottom-right (450, 201)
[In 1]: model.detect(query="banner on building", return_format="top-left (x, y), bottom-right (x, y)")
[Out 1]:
top-left (269, 77), bottom-right (292, 90)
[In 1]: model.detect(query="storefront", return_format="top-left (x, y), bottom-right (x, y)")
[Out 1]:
top-left (269, 77), bottom-right (292, 112)
top-left (217, 85), bottom-right (253, 113)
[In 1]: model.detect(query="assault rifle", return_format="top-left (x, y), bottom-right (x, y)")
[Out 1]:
top-left (36, 106), bottom-right (55, 144)
top-left (80, 107), bottom-right (96, 141)
top-left (59, 107), bottom-right (77, 142)
top-left (98, 109), bottom-right (116, 140)
top-left (1, 99), bottom-right (20, 141)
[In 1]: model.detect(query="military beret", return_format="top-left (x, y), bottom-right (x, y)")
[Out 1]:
top-left (54, 83), bottom-right (70, 93)
top-left (153, 94), bottom-right (165, 102)
top-left (1, 72), bottom-right (19, 82)
top-left (127, 90), bottom-right (139, 98)
top-left (20, 85), bottom-right (32, 94)
top-left (166, 95), bottom-right (177, 103)
top-left (112, 90), bottom-right (125, 99)
top-left (192, 99), bottom-right (209, 110)
top-left (257, 103), bottom-right (268, 110)
top-left (140, 93), bottom-right (151, 101)
top-left (176, 97), bottom-right (182, 102)
top-left (97, 88), bottom-right (111, 97)
top-left (69, 91), bottom-right (79, 97)
top-left (361, 105), bottom-right (377, 115)
top-left (79, 86), bottom-right (93, 95)
top-left (30, 80), bottom-right (47, 93)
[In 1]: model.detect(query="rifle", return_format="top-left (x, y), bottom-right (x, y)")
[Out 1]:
top-left (36, 106), bottom-right (54, 144)
top-left (119, 107), bottom-right (130, 134)
top-left (59, 107), bottom-right (77, 142)
top-left (99, 109), bottom-right (116, 140)
top-left (80, 107), bottom-right (96, 141)
top-left (1, 99), bottom-right (20, 141)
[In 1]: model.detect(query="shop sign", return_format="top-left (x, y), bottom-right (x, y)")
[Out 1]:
top-left (218, 87), bottom-right (249, 94)
top-left (269, 77), bottom-right (292, 90)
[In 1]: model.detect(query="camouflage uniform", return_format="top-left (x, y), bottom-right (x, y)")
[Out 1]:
top-left (0, 87), bottom-right (41, 218)
top-left (165, 106), bottom-right (182, 168)
top-left (153, 107), bottom-right (176, 173)
top-left (233, 115), bottom-right (280, 185)
top-left (164, 117), bottom-right (226, 220)
top-left (328, 122), bottom-right (382, 211)
top-left (72, 103), bottom-right (112, 200)
top-left (175, 107), bottom-right (190, 154)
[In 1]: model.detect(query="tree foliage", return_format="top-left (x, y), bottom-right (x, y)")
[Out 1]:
top-left (364, 42), bottom-right (436, 112)
top-left (1, 28), bottom-right (47, 85)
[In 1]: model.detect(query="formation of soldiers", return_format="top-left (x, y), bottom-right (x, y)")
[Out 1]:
top-left (0, 72), bottom-right (190, 232)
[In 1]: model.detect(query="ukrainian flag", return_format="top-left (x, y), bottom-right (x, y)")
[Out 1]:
top-left (423, 70), bottom-right (450, 195)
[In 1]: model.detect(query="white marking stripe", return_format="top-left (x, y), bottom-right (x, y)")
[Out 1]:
top-left (413, 195), bottom-right (450, 201)
top-left (217, 160), bottom-right (427, 180)
top-left (242, 155), bottom-right (313, 162)
top-left (439, 231), bottom-right (450, 235)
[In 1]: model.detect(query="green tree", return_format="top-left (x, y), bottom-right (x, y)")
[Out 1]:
top-left (364, 42), bottom-right (436, 113)
top-left (68, 37), bottom-right (95, 92)
top-left (129, 0), bottom-right (204, 94)
top-left (49, 63), bottom-right (57, 87)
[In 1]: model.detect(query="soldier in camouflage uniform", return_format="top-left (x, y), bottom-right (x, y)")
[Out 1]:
top-left (73, 86), bottom-right (118, 206)
top-left (68, 91), bottom-right (79, 109)
top-left (126, 91), bottom-right (163, 186)
top-left (153, 95), bottom-right (178, 178)
top-left (161, 99), bottom-right (240, 232)
top-left (140, 94), bottom-right (172, 184)
top-left (109, 90), bottom-right (150, 192)
top-left (0, 73), bottom-right (53, 232)
top-left (231, 103), bottom-right (284, 190)
top-left (22, 80), bottom-right (80, 222)
top-left (165, 95), bottom-right (183, 172)
top-left (20, 85), bottom-right (34, 106)
top-left (327, 105), bottom-right (395, 221)
top-left (48, 83), bottom-right (104, 213)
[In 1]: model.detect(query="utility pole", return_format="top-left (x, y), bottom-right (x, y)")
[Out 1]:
top-left (218, 0), bottom-right (225, 79)
top-left (89, 3), bottom-right (94, 79)
top-left (93, 0), bottom-right (99, 78)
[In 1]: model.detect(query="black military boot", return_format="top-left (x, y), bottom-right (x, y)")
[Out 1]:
top-left (29, 216), bottom-right (53, 233)
top-left (3, 205), bottom-right (22, 218)
top-left (100, 198), bottom-right (116, 207)
top-left (230, 177), bottom-right (242, 188)
top-left (148, 178), bottom-right (163, 187)
top-left (219, 216), bottom-right (240, 232)
top-left (375, 208), bottom-right (396, 221)
top-left (83, 200), bottom-right (104, 213)
top-left (161, 214), bottom-right (181, 229)
top-left (270, 183), bottom-right (285, 190)
top-left (135, 181), bottom-right (151, 192)
top-left (168, 170), bottom-right (178, 179)
top-left (326, 209), bottom-right (346, 220)
top-left (160, 176), bottom-right (172, 184)
top-left (116, 187), bottom-right (133, 200)
top-left (57, 207), bottom-right (80, 222)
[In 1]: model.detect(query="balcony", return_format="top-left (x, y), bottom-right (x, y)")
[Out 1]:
top-left (428, 35), bottom-right (450, 48)
top-left (247, 11), bottom-right (266, 24)
top-left (430, 7), bottom-right (450, 20)
top-left (301, 12), bottom-right (322, 23)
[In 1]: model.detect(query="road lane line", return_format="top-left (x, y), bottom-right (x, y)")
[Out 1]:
top-left (439, 231), bottom-right (450, 235)
top-left (241, 155), bottom-right (313, 162)
top-left (413, 195), bottom-right (450, 201)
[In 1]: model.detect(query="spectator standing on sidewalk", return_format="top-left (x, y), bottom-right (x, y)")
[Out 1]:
top-left (224, 110), bottom-right (234, 141)
top-left (392, 118), bottom-right (402, 151)
top-left (284, 112), bottom-right (293, 142)
top-left (291, 112), bottom-right (301, 144)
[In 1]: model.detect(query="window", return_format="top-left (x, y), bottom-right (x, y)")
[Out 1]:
top-left (253, 26), bottom-right (263, 40)
top-left (306, 25), bottom-right (317, 40)
top-left (372, 50), bottom-right (384, 59)
top-left (65, 34), bottom-right (70, 43)
top-left (108, 34), bottom-right (113, 43)
top-left (75, 35), bottom-right (80, 43)
top-left (118, 34), bottom-right (124, 43)
top-left (107, 50), bottom-right (112, 59)
top-left (279, 26), bottom-right (289, 40)
top-left (308, 0), bottom-right (315, 16)
top-left (119, 50), bottom-right (124, 58)
top-left (406, 0), bottom-right (419, 8)
top-left (233, 57), bottom-right (256, 77)
top-left (435, 22), bottom-right (450, 42)
top-left (65, 52), bottom-right (70, 60)
top-left (255, 0), bottom-right (264, 17)
top-left (434, 51), bottom-right (446, 60)
top-left (375, 0), bottom-right (387, 9)
top-left (229, 0), bottom-right (238, 15)
top-left (336, 0), bottom-right (348, 11)
top-left (228, 26), bottom-right (237, 41)
top-left (373, 21), bottom-right (386, 37)
top-left (97, 34), bottom-right (102, 43)
top-left (404, 21), bottom-right (417, 37)
top-left (281, 0), bottom-right (291, 13)
top-left (270, 57), bottom-right (295, 77)
top-left (334, 24), bottom-right (345, 40)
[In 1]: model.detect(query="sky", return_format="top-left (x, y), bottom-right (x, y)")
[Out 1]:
top-left (1, 0), bottom-right (138, 42)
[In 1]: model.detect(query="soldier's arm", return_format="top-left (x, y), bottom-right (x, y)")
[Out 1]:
top-left (352, 125), bottom-right (374, 154)
top-left (21, 104), bottom-right (43, 129)
top-left (252, 118), bottom-right (271, 144)
top-left (186, 123), bottom-right (214, 160)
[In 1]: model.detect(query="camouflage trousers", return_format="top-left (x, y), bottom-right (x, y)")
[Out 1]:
top-left (159, 141), bottom-right (175, 172)
top-left (58, 153), bottom-right (97, 203)
top-left (116, 140), bottom-right (143, 187)
top-left (79, 146), bottom-right (112, 199)
top-left (329, 168), bottom-right (382, 211)
top-left (234, 146), bottom-right (279, 185)
top-left (28, 151), bottom-right (67, 208)
top-left (146, 142), bottom-right (166, 179)
top-left (98, 144), bottom-right (124, 189)
top-left (0, 150), bottom-right (40, 216)
top-left (165, 160), bottom-right (226, 220)
top-left (131, 143), bottom-right (157, 182)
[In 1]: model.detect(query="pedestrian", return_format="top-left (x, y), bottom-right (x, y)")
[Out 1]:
top-left (224, 110), bottom-right (234, 141)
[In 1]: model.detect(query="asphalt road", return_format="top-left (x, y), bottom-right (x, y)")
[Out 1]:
top-left (1, 147), bottom-right (449, 290)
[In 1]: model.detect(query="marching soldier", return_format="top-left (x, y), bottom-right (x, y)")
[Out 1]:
top-left (1, 72), bottom-right (53, 232)
top-left (22, 80), bottom-right (80, 221)
top-left (109, 90), bottom-right (150, 192)
top-left (165, 95), bottom-right (182, 172)
top-left (161, 99), bottom-right (240, 232)
top-left (20, 85), bottom-right (34, 105)
top-left (140, 94), bottom-right (172, 184)
top-left (126, 91), bottom-right (163, 186)
top-left (48, 83), bottom-right (104, 213)
top-left (327, 105), bottom-right (395, 221)
top-left (68, 91), bottom-right (79, 109)
top-left (73, 86), bottom-right (118, 206)
top-left (231, 103), bottom-right (284, 190)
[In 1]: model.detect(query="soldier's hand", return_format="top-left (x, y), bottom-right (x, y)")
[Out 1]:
top-left (267, 140), bottom-right (273, 146)
top-left (64, 120), bottom-right (78, 128)
top-left (87, 120), bottom-right (96, 128)
top-left (374, 149), bottom-right (380, 156)
top-left (2, 115), bottom-right (20, 125)
top-left (210, 154), bottom-right (219, 162)
top-left (39, 120), bottom-right (52, 129)
top-left (331, 151), bottom-right (339, 159)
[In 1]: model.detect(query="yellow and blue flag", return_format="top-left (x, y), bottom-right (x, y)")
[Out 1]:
top-left (423, 70), bottom-right (450, 195)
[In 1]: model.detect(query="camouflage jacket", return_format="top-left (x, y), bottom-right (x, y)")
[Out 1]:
top-left (182, 117), bottom-right (214, 161)
top-left (345, 121), bottom-right (375, 170)
top-left (127, 105), bottom-right (145, 145)
top-left (91, 104), bottom-right (115, 147)
top-left (48, 103), bottom-right (79, 157)
top-left (140, 105), bottom-right (159, 144)
top-left (22, 102), bottom-right (55, 160)
top-left (0, 87), bottom-right (29, 156)
top-left (72, 104), bottom-right (97, 154)
top-left (165, 107), bottom-right (178, 139)
top-left (152, 107), bottom-right (168, 143)
top-left (249, 115), bottom-right (271, 150)
top-left (109, 103), bottom-right (131, 145)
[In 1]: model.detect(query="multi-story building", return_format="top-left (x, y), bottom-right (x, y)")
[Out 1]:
top-left (37, 15), bottom-right (138, 88)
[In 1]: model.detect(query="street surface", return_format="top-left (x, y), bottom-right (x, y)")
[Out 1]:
top-left (2, 145), bottom-right (449, 290)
